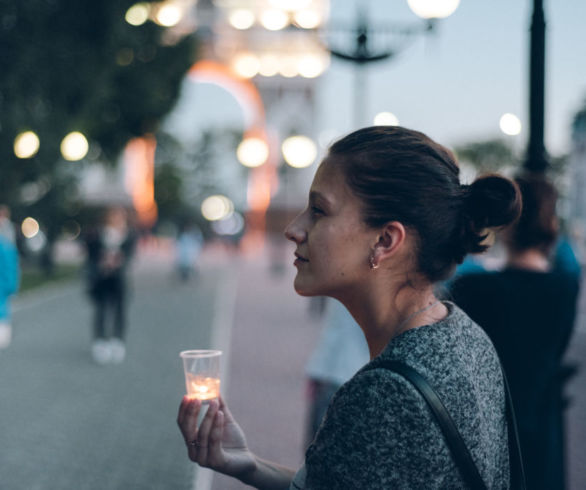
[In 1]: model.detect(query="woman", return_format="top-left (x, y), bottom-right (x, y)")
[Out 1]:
top-left (450, 175), bottom-right (580, 490)
top-left (177, 126), bottom-right (522, 488)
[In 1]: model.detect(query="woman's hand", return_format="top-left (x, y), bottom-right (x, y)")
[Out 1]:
top-left (177, 396), bottom-right (256, 480)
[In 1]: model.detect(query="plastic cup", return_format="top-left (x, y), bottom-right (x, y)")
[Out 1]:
top-left (180, 350), bottom-right (222, 402)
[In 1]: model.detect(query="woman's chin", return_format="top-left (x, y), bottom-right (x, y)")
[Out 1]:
top-left (293, 276), bottom-right (317, 297)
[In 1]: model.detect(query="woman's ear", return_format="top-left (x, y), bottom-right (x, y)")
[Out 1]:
top-left (372, 221), bottom-right (406, 265)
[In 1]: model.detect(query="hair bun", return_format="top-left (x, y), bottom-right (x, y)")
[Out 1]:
top-left (454, 174), bottom-right (521, 260)
top-left (466, 174), bottom-right (522, 231)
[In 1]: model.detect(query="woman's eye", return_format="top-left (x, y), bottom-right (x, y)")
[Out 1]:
top-left (310, 206), bottom-right (324, 217)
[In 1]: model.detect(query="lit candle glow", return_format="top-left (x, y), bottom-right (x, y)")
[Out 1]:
top-left (186, 374), bottom-right (221, 401)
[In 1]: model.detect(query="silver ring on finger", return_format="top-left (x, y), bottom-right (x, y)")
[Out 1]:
top-left (188, 440), bottom-right (200, 447)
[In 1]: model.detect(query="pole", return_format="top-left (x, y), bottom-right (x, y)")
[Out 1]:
top-left (524, 0), bottom-right (548, 173)
top-left (354, 66), bottom-right (366, 127)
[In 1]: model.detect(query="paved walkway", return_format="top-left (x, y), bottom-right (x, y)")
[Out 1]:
top-left (0, 248), bottom-right (229, 490)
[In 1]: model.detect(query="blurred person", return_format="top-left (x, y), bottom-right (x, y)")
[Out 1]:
top-left (175, 221), bottom-right (204, 281)
top-left (0, 204), bottom-right (16, 243)
top-left (304, 298), bottom-right (369, 447)
top-left (450, 174), bottom-right (580, 490)
top-left (177, 126), bottom-right (525, 489)
top-left (85, 207), bottom-right (136, 364)
top-left (0, 205), bottom-right (19, 349)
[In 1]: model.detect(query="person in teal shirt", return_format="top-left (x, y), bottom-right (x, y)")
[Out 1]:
top-left (0, 226), bottom-right (20, 348)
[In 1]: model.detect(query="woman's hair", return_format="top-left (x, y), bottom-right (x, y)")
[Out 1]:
top-left (504, 174), bottom-right (558, 255)
top-left (328, 126), bottom-right (522, 282)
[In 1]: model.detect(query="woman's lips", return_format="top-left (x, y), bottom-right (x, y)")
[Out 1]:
top-left (294, 253), bottom-right (309, 266)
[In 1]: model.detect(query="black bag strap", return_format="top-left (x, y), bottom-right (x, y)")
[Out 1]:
top-left (500, 367), bottom-right (527, 490)
top-left (367, 360), bottom-right (527, 489)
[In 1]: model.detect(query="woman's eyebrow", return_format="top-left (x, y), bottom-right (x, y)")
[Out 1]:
top-left (309, 190), bottom-right (329, 205)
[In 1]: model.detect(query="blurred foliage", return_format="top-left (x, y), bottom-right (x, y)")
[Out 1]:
top-left (454, 138), bottom-right (518, 174)
top-left (20, 263), bottom-right (81, 293)
top-left (154, 128), bottom-right (245, 231)
top-left (0, 0), bottom-right (197, 251)
top-left (454, 137), bottom-right (567, 179)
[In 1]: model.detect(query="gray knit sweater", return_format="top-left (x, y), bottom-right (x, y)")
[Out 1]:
top-left (291, 302), bottom-right (510, 489)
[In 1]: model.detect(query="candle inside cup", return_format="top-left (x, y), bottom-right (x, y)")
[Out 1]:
top-left (186, 374), bottom-right (221, 401)
top-left (180, 350), bottom-right (222, 402)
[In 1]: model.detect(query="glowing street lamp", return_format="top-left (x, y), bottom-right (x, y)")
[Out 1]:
top-left (14, 131), bottom-right (40, 159)
top-left (325, 0), bottom-right (459, 126)
top-left (407, 0), bottom-right (460, 19)
top-left (237, 137), bottom-right (269, 168)
top-left (282, 135), bottom-right (317, 169)
top-left (499, 113), bottom-right (522, 136)
top-left (374, 112), bottom-right (399, 126)
top-left (60, 132), bottom-right (89, 161)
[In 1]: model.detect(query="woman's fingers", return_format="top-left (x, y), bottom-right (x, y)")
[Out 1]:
top-left (195, 399), bottom-right (219, 465)
top-left (208, 410), bottom-right (225, 467)
top-left (178, 397), bottom-right (202, 444)
top-left (218, 396), bottom-right (235, 422)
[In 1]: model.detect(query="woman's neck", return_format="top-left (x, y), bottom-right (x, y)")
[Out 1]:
top-left (339, 282), bottom-right (447, 360)
top-left (506, 249), bottom-right (550, 272)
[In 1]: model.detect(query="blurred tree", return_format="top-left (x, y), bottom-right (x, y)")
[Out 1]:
top-left (0, 0), bottom-right (197, 271)
top-left (454, 138), bottom-right (518, 174)
top-left (154, 128), bottom-right (245, 233)
top-left (455, 137), bottom-right (567, 178)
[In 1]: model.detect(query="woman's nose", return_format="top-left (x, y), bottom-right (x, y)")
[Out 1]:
top-left (284, 211), bottom-right (307, 243)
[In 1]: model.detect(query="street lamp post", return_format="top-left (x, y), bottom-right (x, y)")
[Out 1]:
top-left (322, 1), bottom-right (458, 127)
top-left (524, 0), bottom-right (548, 173)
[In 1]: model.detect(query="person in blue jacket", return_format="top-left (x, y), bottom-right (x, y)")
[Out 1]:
top-left (0, 205), bottom-right (20, 349)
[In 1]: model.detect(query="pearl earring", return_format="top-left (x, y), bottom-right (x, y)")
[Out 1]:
top-left (369, 253), bottom-right (379, 270)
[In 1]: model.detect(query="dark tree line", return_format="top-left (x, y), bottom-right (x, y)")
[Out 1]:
top-left (0, 0), bottom-right (197, 257)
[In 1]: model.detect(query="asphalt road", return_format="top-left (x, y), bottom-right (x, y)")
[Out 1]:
top-left (0, 251), bottom-right (227, 490)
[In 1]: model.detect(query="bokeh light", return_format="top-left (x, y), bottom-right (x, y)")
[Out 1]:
top-left (228, 9), bottom-right (255, 30)
top-left (237, 137), bottom-right (269, 167)
top-left (373, 112), bottom-right (400, 126)
top-left (14, 131), bottom-right (40, 159)
top-left (278, 57), bottom-right (298, 78)
top-left (499, 113), bottom-right (522, 136)
top-left (269, 0), bottom-right (312, 10)
top-left (282, 135), bottom-right (317, 168)
top-left (125, 3), bottom-right (150, 26)
top-left (211, 212), bottom-right (245, 236)
top-left (260, 9), bottom-right (289, 31)
top-left (259, 54), bottom-right (280, 77)
top-left (155, 4), bottom-right (182, 27)
top-left (407, 0), bottom-right (460, 19)
top-left (297, 54), bottom-right (326, 78)
top-left (60, 132), bottom-right (89, 161)
top-left (294, 9), bottom-right (322, 29)
top-left (201, 195), bottom-right (234, 221)
top-left (21, 217), bottom-right (40, 238)
top-left (233, 53), bottom-right (260, 78)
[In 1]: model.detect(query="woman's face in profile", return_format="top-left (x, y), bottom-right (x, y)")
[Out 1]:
top-left (285, 159), bottom-right (375, 299)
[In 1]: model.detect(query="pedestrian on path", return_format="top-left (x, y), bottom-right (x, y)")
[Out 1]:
top-left (450, 174), bottom-right (580, 490)
top-left (175, 221), bottom-right (204, 282)
top-left (178, 126), bottom-right (524, 489)
top-left (0, 205), bottom-right (19, 349)
top-left (84, 207), bottom-right (136, 364)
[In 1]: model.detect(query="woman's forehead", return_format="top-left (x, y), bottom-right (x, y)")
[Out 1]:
top-left (310, 160), bottom-right (357, 205)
